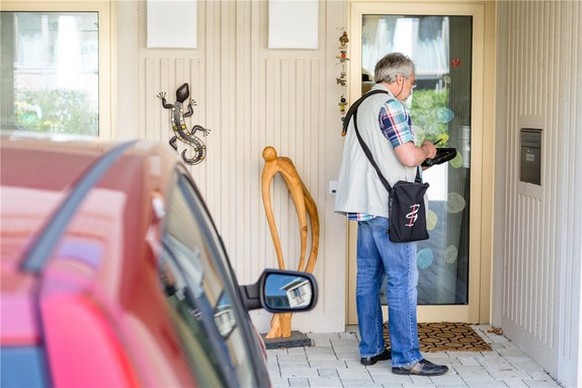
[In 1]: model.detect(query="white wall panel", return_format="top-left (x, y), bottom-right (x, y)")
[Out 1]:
top-left (495, 1), bottom-right (582, 385)
top-left (130, 0), bottom-right (347, 333)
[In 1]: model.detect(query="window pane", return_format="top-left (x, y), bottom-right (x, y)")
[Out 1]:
top-left (363, 15), bottom-right (472, 305)
top-left (159, 174), bottom-right (258, 386)
top-left (1, 12), bottom-right (98, 135)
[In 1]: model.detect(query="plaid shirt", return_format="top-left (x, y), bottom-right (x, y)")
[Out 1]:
top-left (346, 98), bottom-right (414, 222)
top-left (347, 212), bottom-right (376, 221)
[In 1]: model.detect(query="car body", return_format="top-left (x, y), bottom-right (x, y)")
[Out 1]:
top-left (0, 132), bottom-right (317, 387)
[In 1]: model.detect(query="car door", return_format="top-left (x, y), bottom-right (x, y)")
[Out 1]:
top-left (157, 169), bottom-right (269, 387)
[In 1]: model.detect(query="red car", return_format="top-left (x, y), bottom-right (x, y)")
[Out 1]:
top-left (0, 132), bottom-right (317, 387)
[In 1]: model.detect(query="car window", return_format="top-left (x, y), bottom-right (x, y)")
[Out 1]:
top-left (158, 173), bottom-right (258, 387)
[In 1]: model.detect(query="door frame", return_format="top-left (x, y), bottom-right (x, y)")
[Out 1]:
top-left (346, 0), bottom-right (495, 325)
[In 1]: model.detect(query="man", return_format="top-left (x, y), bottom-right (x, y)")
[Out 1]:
top-left (335, 52), bottom-right (448, 376)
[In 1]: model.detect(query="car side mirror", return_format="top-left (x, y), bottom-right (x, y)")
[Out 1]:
top-left (239, 269), bottom-right (318, 313)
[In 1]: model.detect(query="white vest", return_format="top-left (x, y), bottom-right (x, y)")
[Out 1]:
top-left (334, 83), bottom-right (419, 218)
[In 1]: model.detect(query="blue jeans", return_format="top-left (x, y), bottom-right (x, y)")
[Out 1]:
top-left (356, 217), bottom-right (422, 368)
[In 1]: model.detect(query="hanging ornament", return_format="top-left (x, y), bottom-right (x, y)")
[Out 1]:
top-left (337, 50), bottom-right (350, 62)
top-left (339, 31), bottom-right (349, 47)
top-left (338, 95), bottom-right (347, 113)
top-left (336, 71), bottom-right (347, 86)
top-left (336, 30), bottom-right (349, 131)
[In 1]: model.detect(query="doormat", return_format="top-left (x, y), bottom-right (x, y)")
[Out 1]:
top-left (383, 322), bottom-right (492, 352)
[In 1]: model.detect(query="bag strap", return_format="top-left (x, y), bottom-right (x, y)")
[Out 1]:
top-left (349, 90), bottom-right (422, 194)
top-left (341, 89), bottom-right (389, 136)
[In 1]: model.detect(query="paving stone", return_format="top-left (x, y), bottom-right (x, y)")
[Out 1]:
top-left (280, 366), bottom-right (319, 378)
top-left (310, 360), bottom-right (347, 369)
top-left (455, 356), bottom-right (481, 366)
top-left (270, 377), bottom-right (290, 387)
top-left (287, 347), bottom-right (308, 355)
top-left (305, 347), bottom-right (337, 361)
top-left (336, 367), bottom-right (372, 379)
top-left (410, 375), bottom-right (437, 385)
top-left (344, 359), bottom-right (370, 368)
top-left (460, 381), bottom-right (510, 387)
top-left (488, 369), bottom-right (532, 380)
top-left (501, 378), bottom-right (529, 387)
top-left (265, 326), bottom-right (562, 388)
top-left (268, 363), bottom-right (281, 378)
top-left (317, 368), bottom-right (339, 378)
top-left (429, 375), bottom-right (466, 385)
top-left (336, 377), bottom-right (377, 386)
top-left (523, 379), bottom-right (561, 387)
top-left (369, 373), bottom-right (413, 384)
top-left (402, 382), bottom-right (437, 388)
top-left (460, 374), bottom-right (497, 382)
top-left (526, 370), bottom-right (555, 380)
top-left (288, 377), bottom-right (310, 387)
top-left (307, 377), bottom-right (342, 387)
top-left (277, 353), bottom-right (309, 364)
top-left (453, 365), bottom-right (491, 376)
top-left (334, 350), bottom-right (361, 362)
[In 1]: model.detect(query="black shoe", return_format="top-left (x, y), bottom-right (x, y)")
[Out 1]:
top-left (360, 348), bottom-right (391, 366)
top-left (392, 359), bottom-right (449, 376)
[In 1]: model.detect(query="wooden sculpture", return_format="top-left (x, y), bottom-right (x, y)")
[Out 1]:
top-left (261, 146), bottom-right (319, 338)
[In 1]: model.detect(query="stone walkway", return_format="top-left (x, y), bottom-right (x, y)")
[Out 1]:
top-left (266, 325), bottom-right (562, 388)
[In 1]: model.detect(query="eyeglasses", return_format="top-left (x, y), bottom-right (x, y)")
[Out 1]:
top-left (403, 75), bottom-right (417, 89)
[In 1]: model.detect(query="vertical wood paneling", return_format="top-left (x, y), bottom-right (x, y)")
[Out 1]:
top-left (498, 1), bottom-right (582, 383)
top-left (137, 1), bottom-right (345, 332)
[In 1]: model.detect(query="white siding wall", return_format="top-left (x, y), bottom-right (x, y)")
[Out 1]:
top-left (493, 1), bottom-right (582, 386)
top-left (117, 0), bottom-right (348, 333)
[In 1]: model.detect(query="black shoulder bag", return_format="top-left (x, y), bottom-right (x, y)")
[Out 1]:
top-left (345, 91), bottom-right (430, 242)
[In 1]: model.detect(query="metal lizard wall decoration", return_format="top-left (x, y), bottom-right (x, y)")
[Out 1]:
top-left (157, 83), bottom-right (210, 165)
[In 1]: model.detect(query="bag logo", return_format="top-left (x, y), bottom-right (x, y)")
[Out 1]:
top-left (405, 204), bottom-right (421, 227)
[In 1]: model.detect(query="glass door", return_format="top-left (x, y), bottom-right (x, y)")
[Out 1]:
top-left (347, 2), bottom-right (493, 324)
top-left (363, 14), bottom-right (473, 306)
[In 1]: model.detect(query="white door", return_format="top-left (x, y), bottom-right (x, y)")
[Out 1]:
top-left (346, 1), bottom-right (495, 324)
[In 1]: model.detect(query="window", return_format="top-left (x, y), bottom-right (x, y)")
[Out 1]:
top-left (158, 173), bottom-right (260, 387)
top-left (1, 2), bottom-right (111, 136)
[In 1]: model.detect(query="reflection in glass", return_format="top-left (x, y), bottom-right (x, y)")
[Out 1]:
top-left (214, 291), bottom-right (236, 338)
top-left (264, 274), bottom-right (313, 310)
top-left (363, 14), bottom-right (472, 305)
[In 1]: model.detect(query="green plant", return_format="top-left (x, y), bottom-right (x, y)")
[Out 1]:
top-left (410, 88), bottom-right (450, 145)
top-left (15, 89), bottom-right (98, 135)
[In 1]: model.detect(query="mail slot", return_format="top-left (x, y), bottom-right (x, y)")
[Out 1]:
top-left (520, 128), bottom-right (542, 185)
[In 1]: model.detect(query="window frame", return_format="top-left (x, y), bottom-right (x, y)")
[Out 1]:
top-left (1, 0), bottom-right (114, 138)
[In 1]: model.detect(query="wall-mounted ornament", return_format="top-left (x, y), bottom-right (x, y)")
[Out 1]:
top-left (339, 31), bottom-right (349, 47)
top-left (336, 50), bottom-right (350, 62)
top-left (336, 71), bottom-right (347, 86)
top-left (338, 95), bottom-right (347, 114)
top-left (336, 30), bottom-right (349, 128)
top-left (157, 83), bottom-right (211, 165)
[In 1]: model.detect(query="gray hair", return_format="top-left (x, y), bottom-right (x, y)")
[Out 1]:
top-left (374, 52), bottom-right (416, 84)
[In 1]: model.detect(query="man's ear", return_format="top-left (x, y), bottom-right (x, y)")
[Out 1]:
top-left (396, 74), bottom-right (405, 85)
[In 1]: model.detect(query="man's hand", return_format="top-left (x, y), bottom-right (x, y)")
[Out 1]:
top-left (395, 141), bottom-right (437, 167)
top-left (421, 140), bottom-right (437, 159)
